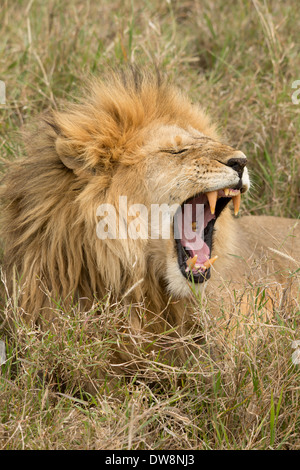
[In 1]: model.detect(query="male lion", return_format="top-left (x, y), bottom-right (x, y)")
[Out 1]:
top-left (1, 68), bottom-right (299, 358)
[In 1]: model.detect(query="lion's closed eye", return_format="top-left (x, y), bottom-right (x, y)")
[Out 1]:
top-left (161, 148), bottom-right (189, 155)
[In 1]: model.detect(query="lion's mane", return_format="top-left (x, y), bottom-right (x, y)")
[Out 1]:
top-left (1, 69), bottom-right (219, 328)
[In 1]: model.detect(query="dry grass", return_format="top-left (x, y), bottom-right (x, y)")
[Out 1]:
top-left (0, 0), bottom-right (299, 450)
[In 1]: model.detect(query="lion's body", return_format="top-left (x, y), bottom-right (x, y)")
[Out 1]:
top-left (208, 215), bottom-right (299, 319)
top-left (1, 69), bottom-right (299, 345)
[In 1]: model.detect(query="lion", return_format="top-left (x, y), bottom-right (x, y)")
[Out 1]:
top-left (0, 68), bottom-right (299, 365)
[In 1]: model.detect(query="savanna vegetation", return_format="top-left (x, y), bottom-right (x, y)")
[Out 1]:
top-left (0, 0), bottom-right (299, 450)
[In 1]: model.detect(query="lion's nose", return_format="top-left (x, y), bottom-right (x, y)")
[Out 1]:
top-left (226, 152), bottom-right (247, 179)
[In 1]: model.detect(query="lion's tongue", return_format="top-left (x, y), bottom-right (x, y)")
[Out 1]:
top-left (180, 225), bottom-right (210, 265)
top-left (179, 196), bottom-right (215, 265)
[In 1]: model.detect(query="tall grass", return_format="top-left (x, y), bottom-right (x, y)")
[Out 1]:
top-left (0, 0), bottom-right (299, 450)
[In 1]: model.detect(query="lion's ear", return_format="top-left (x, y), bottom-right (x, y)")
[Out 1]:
top-left (55, 137), bottom-right (82, 171)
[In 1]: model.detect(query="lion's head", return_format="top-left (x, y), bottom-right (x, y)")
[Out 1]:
top-left (0, 68), bottom-right (249, 320)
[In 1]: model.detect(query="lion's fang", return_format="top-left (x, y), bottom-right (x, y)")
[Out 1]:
top-left (232, 193), bottom-right (241, 216)
top-left (206, 191), bottom-right (218, 215)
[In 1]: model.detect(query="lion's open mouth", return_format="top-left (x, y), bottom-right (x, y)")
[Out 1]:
top-left (175, 188), bottom-right (241, 283)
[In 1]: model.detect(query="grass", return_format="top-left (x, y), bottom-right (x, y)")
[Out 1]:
top-left (0, 0), bottom-right (299, 450)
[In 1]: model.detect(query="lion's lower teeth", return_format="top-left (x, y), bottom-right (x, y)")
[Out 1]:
top-left (186, 255), bottom-right (198, 270)
top-left (202, 255), bottom-right (218, 269)
top-left (186, 254), bottom-right (218, 273)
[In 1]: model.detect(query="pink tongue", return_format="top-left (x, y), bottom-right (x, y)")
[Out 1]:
top-left (177, 195), bottom-right (215, 265)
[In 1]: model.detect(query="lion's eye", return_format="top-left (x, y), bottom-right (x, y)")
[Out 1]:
top-left (162, 148), bottom-right (188, 155)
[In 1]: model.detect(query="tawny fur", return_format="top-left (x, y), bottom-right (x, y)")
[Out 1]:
top-left (0, 68), bottom-right (299, 342)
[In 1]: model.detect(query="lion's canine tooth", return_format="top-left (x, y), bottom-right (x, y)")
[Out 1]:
top-left (206, 191), bottom-right (218, 215)
top-left (232, 193), bottom-right (241, 216)
top-left (203, 255), bottom-right (218, 270)
top-left (186, 255), bottom-right (198, 271)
